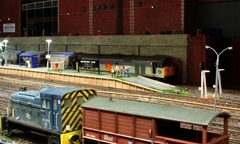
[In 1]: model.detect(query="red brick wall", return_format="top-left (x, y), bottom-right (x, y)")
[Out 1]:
top-left (59, 0), bottom-right (185, 35)
top-left (59, 0), bottom-right (90, 36)
top-left (59, 0), bottom-right (117, 36)
top-left (122, 2), bottom-right (131, 34)
top-left (0, 0), bottom-right (20, 37)
top-left (92, 0), bottom-right (117, 35)
top-left (133, 0), bottom-right (182, 35)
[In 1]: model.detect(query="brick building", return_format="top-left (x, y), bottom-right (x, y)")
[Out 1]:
top-left (0, 0), bottom-right (198, 37)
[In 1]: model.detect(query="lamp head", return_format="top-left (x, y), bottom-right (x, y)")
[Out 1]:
top-left (205, 45), bottom-right (210, 49)
top-left (46, 39), bottom-right (52, 43)
top-left (228, 47), bottom-right (232, 50)
top-left (3, 40), bottom-right (8, 43)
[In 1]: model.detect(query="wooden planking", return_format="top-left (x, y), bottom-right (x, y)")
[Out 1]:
top-left (101, 111), bottom-right (115, 132)
top-left (135, 117), bottom-right (152, 139)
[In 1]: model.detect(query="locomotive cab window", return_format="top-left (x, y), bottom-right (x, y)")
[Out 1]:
top-left (77, 97), bottom-right (84, 105)
top-left (88, 94), bottom-right (96, 99)
top-left (64, 98), bottom-right (71, 107)
top-left (53, 98), bottom-right (58, 111)
top-left (42, 99), bottom-right (50, 109)
top-left (152, 62), bottom-right (162, 68)
top-left (152, 62), bottom-right (162, 74)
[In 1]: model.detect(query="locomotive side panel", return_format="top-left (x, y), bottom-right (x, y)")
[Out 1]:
top-left (11, 101), bottom-right (41, 125)
top-left (10, 91), bottom-right (42, 126)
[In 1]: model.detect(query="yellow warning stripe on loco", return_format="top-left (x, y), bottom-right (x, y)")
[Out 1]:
top-left (61, 89), bottom-right (97, 133)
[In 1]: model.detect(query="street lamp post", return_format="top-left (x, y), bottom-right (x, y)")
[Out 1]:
top-left (205, 46), bottom-right (232, 111)
top-left (46, 39), bottom-right (52, 70)
top-left (3, 40), bottom-right (8, 66)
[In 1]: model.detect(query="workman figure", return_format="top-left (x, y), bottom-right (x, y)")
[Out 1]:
top-left (115, 64), bottom-right (120, 77)
top-left (125, 64), bottom-right (131, 77)
top-left (25, 58), bottom-right (31, 68)
top-left (111, 67), bottom-right (116, 78)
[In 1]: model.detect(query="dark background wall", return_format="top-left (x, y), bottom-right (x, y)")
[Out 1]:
top-left (198, 0), bottom-right (240, 38)
top-left (0, 0), bottom-right (20, 37)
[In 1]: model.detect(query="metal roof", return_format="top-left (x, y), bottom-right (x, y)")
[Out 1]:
top-left (50, 52), bottom-right (74, 57)
top-left (7, 50), bottom-right (22, 55)
top-left (82, 97), bottom-right (231, 126)
top-left (42, 87), bottom-right (85, 95)
top-left (20, 51), bottom-right (44, 56)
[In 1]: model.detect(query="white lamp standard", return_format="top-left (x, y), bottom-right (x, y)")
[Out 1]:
top-left (46, 39), bottom-right (52, 70)
top-left (205, 46), bottom-right (232, 111)
top-left (3, 40), bottom-right (8, 66)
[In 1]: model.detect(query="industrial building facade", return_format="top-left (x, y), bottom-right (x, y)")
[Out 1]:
top-left (1, 0), bottom-right (239, 38)
top-left (0, 0), bottom-right (198, 37)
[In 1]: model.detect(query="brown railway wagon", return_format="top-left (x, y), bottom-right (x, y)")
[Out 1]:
top-left (81, 97), bottom-right (230, 144)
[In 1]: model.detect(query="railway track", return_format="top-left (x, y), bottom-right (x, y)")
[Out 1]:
top-left (0, 75), bottom-right (240, 143)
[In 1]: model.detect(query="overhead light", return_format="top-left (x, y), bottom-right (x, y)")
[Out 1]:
top-left (46, 39), bottom-right (52, 43)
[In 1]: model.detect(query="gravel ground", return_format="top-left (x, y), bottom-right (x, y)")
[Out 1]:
top-left (177, 84), bottom-right (240, 98)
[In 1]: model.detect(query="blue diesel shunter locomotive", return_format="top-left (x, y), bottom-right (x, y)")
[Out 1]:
top-left (0, 86), bottom-right (97, 144)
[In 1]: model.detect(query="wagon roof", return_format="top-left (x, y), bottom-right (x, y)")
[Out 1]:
top-left (82, 97), bottom-right (231, 126)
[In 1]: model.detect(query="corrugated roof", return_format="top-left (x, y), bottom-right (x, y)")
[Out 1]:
top-left (82, 97), bottom-right (231, 126)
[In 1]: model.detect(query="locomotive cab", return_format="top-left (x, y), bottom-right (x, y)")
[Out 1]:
top-left (1, 87), bottom-right (97, 144)
top-left (152, 62), bottom-right (162, 74)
